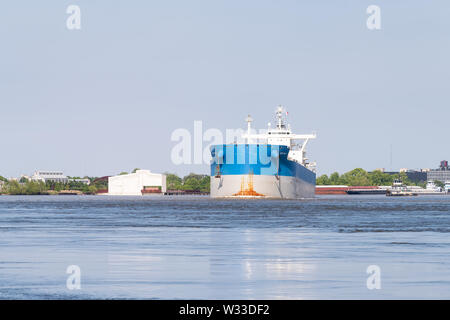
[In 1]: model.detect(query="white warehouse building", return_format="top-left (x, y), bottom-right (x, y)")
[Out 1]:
top-left (108, 170), bottom-right (167, 196)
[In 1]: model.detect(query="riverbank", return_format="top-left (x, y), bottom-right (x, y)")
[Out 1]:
top-left (316, 185), bottom-right (449, 196)
top-left (1, 190), bottom-right (88, 196)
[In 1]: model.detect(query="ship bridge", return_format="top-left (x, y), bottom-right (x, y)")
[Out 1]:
top-left (241, 106), bottom-right (316, 169)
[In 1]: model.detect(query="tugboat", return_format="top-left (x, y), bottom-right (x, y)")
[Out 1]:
top-left (386, 179), bottom-right (418, 197)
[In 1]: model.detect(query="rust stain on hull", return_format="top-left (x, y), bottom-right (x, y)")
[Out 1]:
top-left (233, 172), bottom-right (265, 197)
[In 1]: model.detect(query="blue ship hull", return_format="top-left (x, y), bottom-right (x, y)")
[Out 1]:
top-left (210, 144), bottom-right (316, 199)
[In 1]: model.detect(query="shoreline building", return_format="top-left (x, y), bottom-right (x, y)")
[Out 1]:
top-left (427, 160), bottom-right (450, 184)
top-left (68, 178), bottom-right (90, 185)
top-left (108, 170), bottom-right (167, 196)
top-left (377, 169), bottom-right (428, 184)
top-left (31, 171), bottom-right (68, 184)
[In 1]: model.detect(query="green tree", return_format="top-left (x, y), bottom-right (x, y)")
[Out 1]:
top-left (88, 176), bottom-right (108, 190)
top-left (132, 168), bottom-right (141, 173)
top-left (5, 180), bottom-right (23, 195)
top-left (87, 185), bottom-right (98, 194)
top-left (316, 174), bottom-right (330, 185)
top-left (24, 181), bottom-right (47, 195)
top-left (434, 180), bottom-right (445, 189)
top-left (164, 173), bottom-right (209, 192)
top-left (54, 182), bottom-right (63, 192)
top-left (3, 180), bottom-right (47, 195)
top-left (182, 177), bottom-right (200, 191)
top-left (182, 173), bottom-right (209, 191)
top-left (340, 168), bottom-right (371, 186)
top-left (182, 173), bottom-right (207, 183)
top-left (329, 172), bottom-right (341, 185)
top-left (199, 176), bottom-right (210, 192)
top-left (368, 170), bottom-right (393, 186)
top-left (166, 173), bottom-right (182, 190)
top-left (119, 172), bottom-right (128, 175)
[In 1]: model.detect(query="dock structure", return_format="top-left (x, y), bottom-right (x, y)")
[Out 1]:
top-left (164, 190), bottom-right (209, 196)
top-left (316, 185), bottom-right (388, 195)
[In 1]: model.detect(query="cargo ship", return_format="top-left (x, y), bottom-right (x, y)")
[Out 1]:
top-left (210, 106), bottom-right (317, 199)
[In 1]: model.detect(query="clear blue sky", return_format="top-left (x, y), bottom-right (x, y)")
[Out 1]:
top-left (1, 1), bottom-right (449, 178)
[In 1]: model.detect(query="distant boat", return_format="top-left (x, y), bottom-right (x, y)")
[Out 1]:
top-left (419, 180), bottom-right (446, 195)
top-left (404, 181), bottom-right (448, 195)
top-left (386, 179), bottom-right (418, 197)
top-left (346, 187), bottom-right (386, 195)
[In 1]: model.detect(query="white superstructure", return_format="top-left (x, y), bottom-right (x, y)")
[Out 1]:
top-left (426, 180), bottom-right (442, 192)
top-left (242, 105), bottom-right (317, 171)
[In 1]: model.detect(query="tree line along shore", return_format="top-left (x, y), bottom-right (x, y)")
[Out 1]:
top-left (0, 172), bottom-right (210, 195)
top-left (316, 168), bottom-right (432, 188)
top-left (1, 168), bottom-right (438, 195)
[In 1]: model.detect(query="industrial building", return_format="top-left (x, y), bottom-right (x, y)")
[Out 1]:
top-left (380, 170), bottom-right (428, 184)
top-left (427, 160), bottom-right (450, 183)
top-left (108, 170), bottom-right (167, 196)
top-left (403, 171), bottom-right (428, 184)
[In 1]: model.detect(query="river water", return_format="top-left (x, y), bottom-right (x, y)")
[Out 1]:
top-left (0, 195), bottom-right (449, 299)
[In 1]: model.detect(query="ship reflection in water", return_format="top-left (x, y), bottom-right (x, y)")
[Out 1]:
top-left (1, 195), bottom-right (450, 299)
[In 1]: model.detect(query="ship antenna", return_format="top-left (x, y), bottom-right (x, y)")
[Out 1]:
top-left (245, 114), bottom-right (253, 144)
top-left (276, 105), bottom-right (284, 129)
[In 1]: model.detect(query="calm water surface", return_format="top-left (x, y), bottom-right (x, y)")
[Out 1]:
top-left (1, 195), bottom-right (450, 299)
